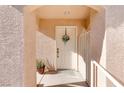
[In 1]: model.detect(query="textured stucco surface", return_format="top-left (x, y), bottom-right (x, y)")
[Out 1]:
top-left (89, 8), bottom-right (106, 86)
top-left (23, 7), bottom-right (37, 86)
top-left (36, 31), bottom-right (56, 70)
top-left (39, 19), bottom-right (85, 39)
top-left (89, 6), bottom-right (124, 86)
top-left (105, 5), bottom-right (124, 86)
top-left (78, 29), bottom-right (90, 82)
top-left (0, 6), bottom-right (24, 86)
top-left (0, 5), bottom-right (124, 87)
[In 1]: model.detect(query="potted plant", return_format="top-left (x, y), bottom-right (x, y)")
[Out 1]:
top-left (36, 59), bottom-right (45, 74)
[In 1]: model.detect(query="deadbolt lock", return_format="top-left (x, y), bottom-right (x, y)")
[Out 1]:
top-left (57, 48), bottom-right (59, 58)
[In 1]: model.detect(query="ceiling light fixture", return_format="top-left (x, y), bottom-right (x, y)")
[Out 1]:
top-left (64, 11), bottom-right (70, 15)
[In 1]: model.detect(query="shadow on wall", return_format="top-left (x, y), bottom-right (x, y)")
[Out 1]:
top-left (89, 6), bottom-right (124, 86)
top-left (36, 31), bottom-right (56, 71)
top-left (90, 8), bottom-right (105, 63)
top-left (105, 5), bottom-right (124, 86)
top-left (77, 8), bottom-right (105, 85)
top-left (36, 7), bottom-right (106, 86)
top-left (78, 7), bottom-right (106, 71)
top-left (77, 28), bottom-right (90, 81)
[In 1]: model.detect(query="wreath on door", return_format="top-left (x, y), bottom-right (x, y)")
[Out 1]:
top-left (62, 28), bottom-right (70, 43)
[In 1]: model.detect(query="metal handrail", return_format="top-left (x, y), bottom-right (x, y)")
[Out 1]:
top-left (91, 61), bottom-right (123, 87)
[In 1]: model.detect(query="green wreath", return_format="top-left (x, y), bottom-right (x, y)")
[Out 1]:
top-left (62, 30), bottom-right (70, 43)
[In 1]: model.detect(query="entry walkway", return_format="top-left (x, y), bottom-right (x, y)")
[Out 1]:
top-left (37, 69), bottom-right (88, 87)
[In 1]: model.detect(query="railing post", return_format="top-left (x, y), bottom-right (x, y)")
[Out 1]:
top-left (91, 61), bottom-right (97, 87)
top-left (91, 61), bottom-right (123, 87)
top-left (94, 64), bottom-right (97, 87)
top-left (91, 61), bottom-right (93, 87)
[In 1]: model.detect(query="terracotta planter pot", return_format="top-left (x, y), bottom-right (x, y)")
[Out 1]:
top-left (37, 66), bottom-right (45, 74)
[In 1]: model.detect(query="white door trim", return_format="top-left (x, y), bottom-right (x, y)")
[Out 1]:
top-left (55, 26), bottom-right (78, 70)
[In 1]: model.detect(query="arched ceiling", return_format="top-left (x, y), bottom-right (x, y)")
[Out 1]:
top-left (14, 5), bottom-right (103, 14)
top-left (13, 5), bottom-right (104, 20)
top-left (36, 6), bottom-right (90, 19)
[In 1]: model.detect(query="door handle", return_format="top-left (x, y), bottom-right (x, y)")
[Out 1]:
top-left (57, 48), bottom-right (59, 58)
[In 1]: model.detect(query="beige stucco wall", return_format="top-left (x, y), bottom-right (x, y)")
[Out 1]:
top-left (36, 31), bottom-right (56, 71)
top-left (23, 8), bottom-right (38, 87)
top-left (89, 5), bottom-right (124, 87)
top-left (39, 19), bottom-right (87, 39)
top-left (23, 5), bottom-right (124, 87)
top-left (105, 5), bottom-right (124, 86)
top-left (23, 6), bottom-right (90, 87)
top-left (0, 6), bottom-right (24, 86)
top-left (2, 5), bottom-right (124, 87)
top-left (89, 8), bottom-right (106, 86)
top-left (38, 19), bottom-right (90, 78)
top-left (78, 29), bottom-right (90, 82)
top-left (91, 5), bottom-right (124, 87)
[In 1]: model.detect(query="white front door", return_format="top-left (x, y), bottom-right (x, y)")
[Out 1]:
top-left (56, 26), bottom-right (77, 70)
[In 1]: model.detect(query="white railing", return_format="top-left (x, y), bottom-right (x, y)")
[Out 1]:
top-left (91, 61), bottom-right (123, 87)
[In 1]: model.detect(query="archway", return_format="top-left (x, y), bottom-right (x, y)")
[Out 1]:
top-left (23, 5), bottom-right (105, 87)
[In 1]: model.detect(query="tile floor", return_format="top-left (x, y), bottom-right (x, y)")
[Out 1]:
top-left (37, 69), bottom-right (88, 87)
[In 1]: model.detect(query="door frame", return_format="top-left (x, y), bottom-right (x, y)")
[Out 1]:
top-left (55, 26), bottom-right (78, 71)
